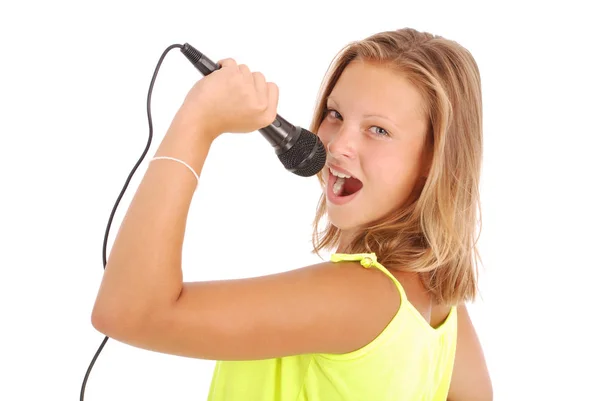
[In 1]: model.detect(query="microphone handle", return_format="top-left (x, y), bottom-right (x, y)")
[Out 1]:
top-left (180, 43), bottom-right (299, 154)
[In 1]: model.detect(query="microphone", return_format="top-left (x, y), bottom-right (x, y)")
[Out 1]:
top-left (180, 43), bottom-right (326, 177)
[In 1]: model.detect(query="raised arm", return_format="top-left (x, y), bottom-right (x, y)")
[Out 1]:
top-left (90, 58), bottom-right (401, 360)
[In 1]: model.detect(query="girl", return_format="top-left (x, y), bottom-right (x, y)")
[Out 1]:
top-left (92, 28), bottom-right (492, 400)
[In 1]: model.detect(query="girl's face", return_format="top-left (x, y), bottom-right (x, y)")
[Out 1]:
top-left (317, 60), bottom-right (431, 240)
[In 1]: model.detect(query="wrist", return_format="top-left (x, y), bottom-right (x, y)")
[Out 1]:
top-left (160, 108), bottom-right (216, 160)
top-left (172, 103), bottom-right (222, 142)
top-left (163, 121), bottom-right (215, 157)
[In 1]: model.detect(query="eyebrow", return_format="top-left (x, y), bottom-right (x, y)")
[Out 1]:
top-left (326, 96), bottom-right (339, 107)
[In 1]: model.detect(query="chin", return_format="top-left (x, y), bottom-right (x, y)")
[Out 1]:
top-left (325, 195), bottom-right (402, 235)
top-left (327, 212), bottom-right (357, 231)
top-left (325, 201), bottom-right (371, 232)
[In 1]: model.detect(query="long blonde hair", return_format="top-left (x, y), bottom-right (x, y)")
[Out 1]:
top-left (310, 28), bottom-right (483, 306)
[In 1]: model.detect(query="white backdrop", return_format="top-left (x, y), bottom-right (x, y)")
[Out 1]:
top-left (1, 0), bottom-right (599, 400)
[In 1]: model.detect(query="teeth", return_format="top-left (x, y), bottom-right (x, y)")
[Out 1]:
top-left (329, 167), bottom-right (352, 179)
top-left (333, 177), bottom-right (345, 196)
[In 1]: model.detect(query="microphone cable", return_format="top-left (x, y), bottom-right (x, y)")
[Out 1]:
top-left (81, 42), bottom-right (325, 400)
top-left (80, 43), bottom-right (183, 401)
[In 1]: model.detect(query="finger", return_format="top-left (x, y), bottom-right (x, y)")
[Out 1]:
top-left (265, 82), bottom-right (279, 123)
top-left (238, 64), bottom-right (252, 78)
top-left (252, 71), bottom-right (267, 108)
top-left (217, 58), bottom-right (237, 69)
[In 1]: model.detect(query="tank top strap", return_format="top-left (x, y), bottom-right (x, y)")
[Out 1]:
top-left (330, 253), bottom-right (407, 301)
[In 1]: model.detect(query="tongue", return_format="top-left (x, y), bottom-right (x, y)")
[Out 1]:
top-left (343, 177), bottom-right (363, 196)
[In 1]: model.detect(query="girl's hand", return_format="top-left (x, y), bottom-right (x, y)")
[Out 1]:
top-left (174, 58), bottom-right (279, 141)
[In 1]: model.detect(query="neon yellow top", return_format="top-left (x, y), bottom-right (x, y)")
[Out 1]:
top-left (206, 253), bottom-right (458, 401)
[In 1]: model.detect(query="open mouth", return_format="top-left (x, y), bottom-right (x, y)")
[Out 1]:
top-left (328, 167), bottom-right (363, 198)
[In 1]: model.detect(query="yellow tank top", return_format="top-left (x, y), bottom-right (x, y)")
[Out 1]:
top-left (206, 253), bottom-right (458, 401)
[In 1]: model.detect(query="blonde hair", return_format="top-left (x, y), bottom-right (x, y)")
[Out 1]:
top-left (310, 28), bottom-right (483, 306)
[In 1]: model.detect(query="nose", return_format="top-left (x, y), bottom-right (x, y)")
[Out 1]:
top-left (326, 124), bottom-right (357, 160)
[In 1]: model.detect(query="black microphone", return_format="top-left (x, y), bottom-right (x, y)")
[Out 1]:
top-left (180, 43), bottom-right (326, 177)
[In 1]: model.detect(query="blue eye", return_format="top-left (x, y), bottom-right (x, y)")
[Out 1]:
top-left (325, 108), bottom-right (342, 120)
top-left (325, 108), bottom-right (390, 137)
top-left (369, 126), bottom-right (390, 137)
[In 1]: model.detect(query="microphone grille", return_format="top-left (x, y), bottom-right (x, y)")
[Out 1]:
top-left (277, 129), bottom-right (326, 177)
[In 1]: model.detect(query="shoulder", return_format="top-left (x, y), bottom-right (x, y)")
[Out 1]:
top-left (262, 258), bottom-right (403, 354)
top-left (201, 258), bottom-right (403, 358)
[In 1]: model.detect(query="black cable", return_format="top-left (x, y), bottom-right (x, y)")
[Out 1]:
top-left (80, 43), bottom-right (183, 401)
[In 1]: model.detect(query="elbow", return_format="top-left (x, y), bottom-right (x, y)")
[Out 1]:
top-left (91, 304), bottom-right (139, 340)
top-left (91, 302), bottom-right (166, 347)
top-left (91, 305), bottom-right (119, 337)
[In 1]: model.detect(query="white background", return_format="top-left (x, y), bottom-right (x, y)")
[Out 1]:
top-left (1, 0), bottom-right (599, 400)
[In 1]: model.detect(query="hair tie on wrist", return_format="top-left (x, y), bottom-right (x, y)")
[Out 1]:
top-left (150, 156), bottom-right (199, 182)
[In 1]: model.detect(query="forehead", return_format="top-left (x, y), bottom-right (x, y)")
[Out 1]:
top-left (328, 60), bottom-right (426, 123)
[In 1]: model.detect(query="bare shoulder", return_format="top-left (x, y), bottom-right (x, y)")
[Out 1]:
top-left (92, 259), bottom-right (401, 361)
top-left (447, 304), bottom-right (493, 401)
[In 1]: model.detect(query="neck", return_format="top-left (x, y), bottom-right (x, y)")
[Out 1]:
top-left (337, 229), bottom-right (358, 253)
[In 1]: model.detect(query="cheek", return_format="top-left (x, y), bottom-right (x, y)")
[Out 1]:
top-left (316, 125), bottom-right (328, 144)
top-left (367, 156), bottom-right (417, 199)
